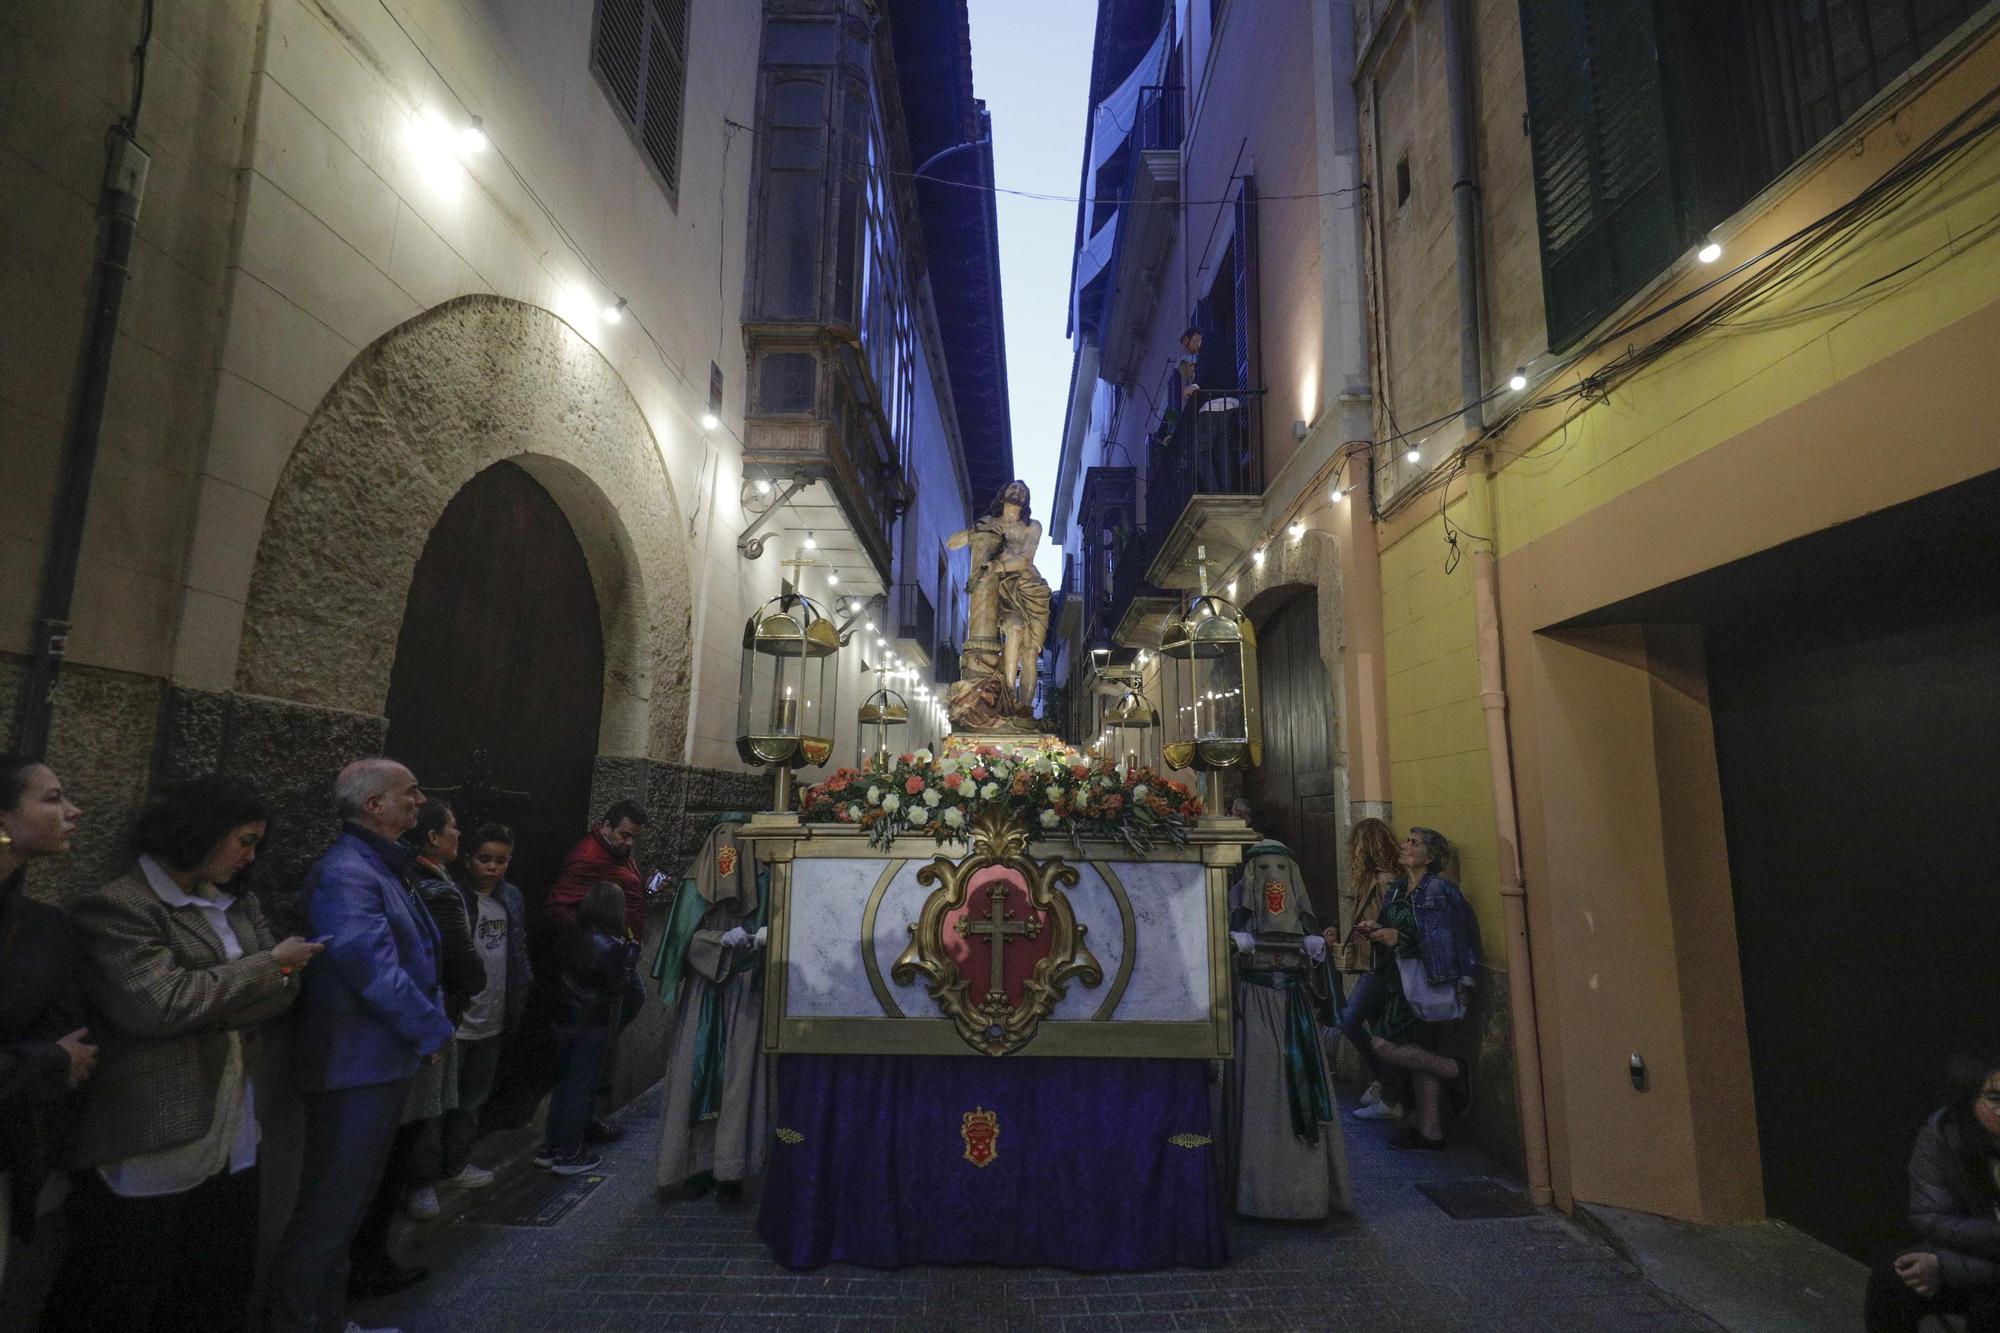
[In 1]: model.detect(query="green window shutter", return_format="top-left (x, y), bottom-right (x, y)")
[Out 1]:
top-left (1520, 0), bottom-right (1684, 349)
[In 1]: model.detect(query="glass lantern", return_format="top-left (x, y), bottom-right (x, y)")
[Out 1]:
top-left (857, 684), bottom-right (909, 772)
top-left (736, 592), bottom-right (840, 811)
top-left (1158, 549), bottom-right (1260, 813)
top-left (1104, 686), bottom-right (1158, 775)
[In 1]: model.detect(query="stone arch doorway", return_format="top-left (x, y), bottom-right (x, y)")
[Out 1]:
top-left (1242, 586), bottom-right (1342, 920)
top-left (384, 459), bottom-right (605, 906)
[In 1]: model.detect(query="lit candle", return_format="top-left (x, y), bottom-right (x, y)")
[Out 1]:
top-left (771, 683), bottom-right (798, 731)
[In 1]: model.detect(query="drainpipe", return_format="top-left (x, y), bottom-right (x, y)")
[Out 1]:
top-left (1442, 0), bottom-right (1553, 1207)
top-left (13, 128), bottom-right (151, 758)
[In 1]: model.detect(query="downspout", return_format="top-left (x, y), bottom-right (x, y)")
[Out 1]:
top-left (1442, 0), bottom-right (1553, 1207)
top-left (14, 8), bottom-right (154, 757)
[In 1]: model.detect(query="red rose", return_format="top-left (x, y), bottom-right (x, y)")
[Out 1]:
top-left (1070, 764), bottom-right (1091, 779)
top-left (904, 776), bottom-right (925, 795)
top-left (944, 774), bottom-right (963, 790)
top-left (899, 753), bottom-right (914, 765)
top-left (970, 766), bottom-right (989, 781)
top-left (1105, 793), bottom-right (1124, 811)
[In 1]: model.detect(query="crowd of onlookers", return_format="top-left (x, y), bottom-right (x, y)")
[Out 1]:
top-left (0, 752), bottom-right (651, 1333)
top-left (4, 750), bottom-right (1996, 1330)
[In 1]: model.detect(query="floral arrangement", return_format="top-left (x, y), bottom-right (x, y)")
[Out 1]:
top-left (798, 738), bottom-right (1203, 853)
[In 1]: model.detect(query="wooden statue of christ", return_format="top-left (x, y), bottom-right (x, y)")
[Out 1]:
top-left (946, 479), bottom-right (1051, 730)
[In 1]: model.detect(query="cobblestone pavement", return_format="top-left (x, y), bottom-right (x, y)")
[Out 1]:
top-left (360, 1087), bottom-right (1721, 1333)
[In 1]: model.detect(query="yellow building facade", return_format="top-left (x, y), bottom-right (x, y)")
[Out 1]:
top-left (1341, 0), bottom-right (2000, 1257)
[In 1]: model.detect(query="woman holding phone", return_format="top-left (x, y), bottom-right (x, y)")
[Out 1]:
top-left (45, 773), bottom-right (319, 1332)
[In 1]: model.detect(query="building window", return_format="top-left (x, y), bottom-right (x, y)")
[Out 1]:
top-left (1519, 0), bottom-right (1977, 349)
top-left (591, 0), bottom-right (692, 202)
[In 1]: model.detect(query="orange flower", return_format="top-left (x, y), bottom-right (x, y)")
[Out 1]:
top-left (904, 775), bottom-right (926, 795)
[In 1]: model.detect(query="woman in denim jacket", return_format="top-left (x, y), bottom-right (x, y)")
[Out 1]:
top-left (1349, 827), bottom-right (1475, 1151)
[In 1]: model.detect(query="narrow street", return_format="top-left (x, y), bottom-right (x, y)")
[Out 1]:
top-left (361, 1088), bottom-right (1717, 1333)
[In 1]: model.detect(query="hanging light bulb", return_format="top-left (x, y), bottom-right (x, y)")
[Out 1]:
top-left (1251, 547), bottom-right (1265, 566)
top-left (1407, 446), bottom-right (1421, 464)
top-left (803, 534), bottom-right (817, 551)
top-left (602, 296), bottom-right (627, 324)
top-left (701, 411), bottom-right (721, 430)
top-left (1287, 521), bottom-right (1304, 540)
top-left (754, 478), bottom-right (772, 496)
top-left (459, 114), bottom-right (489, 153)
top-left (1508, 367), bottom-right (1528, 391)
top-left (826, 572), bottom-right (839, 586)
top-left (1697, 236), bottom-right (1723, 264)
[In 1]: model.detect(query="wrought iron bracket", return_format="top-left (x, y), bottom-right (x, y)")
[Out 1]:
top-left (736, 478), bottom-right (811, 559)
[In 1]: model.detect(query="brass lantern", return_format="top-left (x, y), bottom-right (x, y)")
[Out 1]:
top-left (1159, 546), bottom-right (1260, 811)
top-left (1104, 685), bottom-right (1158, 775)
top-left (857, 670), bottom-right (909, 772)
top-left (737, 592), bottom-right (840, 811)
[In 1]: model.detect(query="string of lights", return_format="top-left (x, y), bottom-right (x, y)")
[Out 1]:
top-left (1364, 82), bottom-right (2000, 545)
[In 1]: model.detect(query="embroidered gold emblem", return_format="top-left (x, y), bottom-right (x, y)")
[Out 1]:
top-left (774, 1127), bottom-right (803, 1145)
top-left (1167, 1133), bottom-right (1213, 1149)
top-left (960, 1106), bottom-right (1000, 1166)
top-left (717, 845), bottom-right (739, 877)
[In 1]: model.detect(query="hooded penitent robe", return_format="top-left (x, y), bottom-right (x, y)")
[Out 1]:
top-left (651, 821), bottom-right (770, 1189)
top-left (1221, 839), bottom-right (1353, 1220)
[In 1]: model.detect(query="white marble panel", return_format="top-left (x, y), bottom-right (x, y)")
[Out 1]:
top-left (784, 853), bottom-right (1214, 1024)
top-left (871, 859), bottom-right (938, 1016)
top-left (1104, 860), bottom-right (1212, 1021)
top-left (1049, 863), bottom-right (1124, 1021)
top-left (783, 858), bottom-right (888, 1018)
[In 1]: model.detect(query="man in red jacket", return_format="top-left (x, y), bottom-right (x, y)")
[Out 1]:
top-left (546, 800), bottom-right (649, 935)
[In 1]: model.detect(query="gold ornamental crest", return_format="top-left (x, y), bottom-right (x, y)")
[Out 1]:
top-left (891, 808), bottom-right (1102, 1056)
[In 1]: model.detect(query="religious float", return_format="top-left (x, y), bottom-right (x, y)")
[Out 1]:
top-left (730, 482), bottom-right (1281, 1271)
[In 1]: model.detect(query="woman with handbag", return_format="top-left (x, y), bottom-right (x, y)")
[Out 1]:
top-left (1350, 826), bottom-right (1474, 1152)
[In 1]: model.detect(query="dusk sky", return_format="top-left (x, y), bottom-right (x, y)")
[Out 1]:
top-left (965, 0), bottom-right (1098, 582)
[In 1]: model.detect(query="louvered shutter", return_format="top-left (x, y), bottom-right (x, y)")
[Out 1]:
top-left (1520, 0), bottom-right (1682, 348)
top-left (593, 0), bottom-right (644, 120)
top-left (592, 0), bottom-right (691, 198)
top-left (1232, 177), bottom-right (1261, 490)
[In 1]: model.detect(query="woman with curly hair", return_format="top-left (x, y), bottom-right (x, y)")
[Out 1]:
top-left (1328, 817), bottom-right (1403, 1120)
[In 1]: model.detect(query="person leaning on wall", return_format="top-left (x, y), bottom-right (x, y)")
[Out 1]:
top-left (44, 775), bottom-right (323, 1333)
top-left (1350, 826), bottom-right (1479, 1152)
top-left (0, 755), bottom-right (94, 1306)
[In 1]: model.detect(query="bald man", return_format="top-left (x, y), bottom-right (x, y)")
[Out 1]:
top-left (265, 758), bottom-right (454, 1333)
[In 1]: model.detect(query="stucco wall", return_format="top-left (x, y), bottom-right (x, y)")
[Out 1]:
top-left (168, 0), bottom-right (769, 774)
top-left (0, 2), bottom-right (260, 676)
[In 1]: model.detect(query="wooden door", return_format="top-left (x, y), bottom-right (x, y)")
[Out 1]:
top-left (384, 460), bottom-right (606, 914)
top-left (1243, 591), bottom-right (1340, 919)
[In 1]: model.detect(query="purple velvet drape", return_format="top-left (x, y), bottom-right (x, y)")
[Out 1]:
top-left (757, 1054), bottom-right (1228, 1270)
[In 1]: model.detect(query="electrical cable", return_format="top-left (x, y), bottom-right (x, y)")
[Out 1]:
top-left (117, 0), bottom-right (156, 139)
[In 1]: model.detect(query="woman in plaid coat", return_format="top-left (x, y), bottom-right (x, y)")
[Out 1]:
top-left (43, 775), bottom-right (324, 1333)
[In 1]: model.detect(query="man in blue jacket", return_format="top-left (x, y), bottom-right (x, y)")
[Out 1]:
top-left (265, 757), bottom-right (452, 1333)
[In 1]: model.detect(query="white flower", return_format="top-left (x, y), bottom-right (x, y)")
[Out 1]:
top-left (979, 781), bottom-right (1000, 800)
top-left (908, 804), bottom-right (931, 825)
top-left (923, 788), bottom-right (942, 808)
top-left (883, 793), bottom-right (901, 813)
top-left (1039, 809), bottom-right (1060, 829)
top-left (1044, 784), bottom-right (1064, 803)
top-left (1132, 784), bottom-right (1150, 801)
top-left (937, 757), bottom-right (961, 776)
top-left (867, 785), bottom-right (883, 806)
top-left (990, 763), bottom-right (1011, 782)
top-left (913, 748), bottom-right (933, 764)
top-left (942, 807), bottom-right (965, 828)
top-left (845, 803), bottom-right (862, 821)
